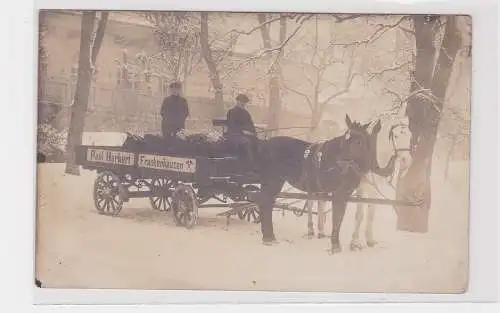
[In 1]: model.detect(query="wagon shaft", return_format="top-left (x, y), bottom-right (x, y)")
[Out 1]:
top-left (275, 192), bottom-right (422, 207)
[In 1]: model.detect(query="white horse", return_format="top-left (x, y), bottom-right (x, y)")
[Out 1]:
top-left (305, 122), bottom-right (412, 250)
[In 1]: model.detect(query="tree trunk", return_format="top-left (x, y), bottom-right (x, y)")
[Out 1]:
top-left (64, 11), bottom-right (97, 175)
top-left (200, 12), bottom-right (224, 118)
top-left (91, 12), bottom-right (108, 66)
top-left (395, 16), bottom-right (462, 232)
top-left (37, 11), bottom-right (48, 125)
top-left (258, 13), bottom-right (286, 136)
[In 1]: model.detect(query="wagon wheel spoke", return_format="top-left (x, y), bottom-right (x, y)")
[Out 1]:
top-left (110, 198), bottom-right (117, 212)
top-left (97, 197), bottom-right (105, 209)
top-left (153, 197), bottom-right (161, 207)
top-left (104, 198), bottom-right (111, 212)
top-left (172, 184), bottom-right (198, 228)
top-left (183, 210), bottom-right (190, 226)
top-left (112, 197), bottom-right (120, 206)
top-left (149, 178), bottom-right (172, 212)
top-left (251, 209), bottom-right (258, 222)
top-left (245, 209), bottom-right (252, 222)
top-left (93, 172), bottom-right (124, 216)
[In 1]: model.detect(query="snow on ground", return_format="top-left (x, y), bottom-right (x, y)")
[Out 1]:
top-left (35, 159), bottom-right (468, 293)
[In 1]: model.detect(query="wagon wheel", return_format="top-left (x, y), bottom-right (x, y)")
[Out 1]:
top-left (237, 204), bottom-right (261, 223)
top-left (171, 184), bottom-right (199, 229)
top-left (93, 171), bottom-right (124, 216)
top-left (149, 178), bottom-right (173, 212)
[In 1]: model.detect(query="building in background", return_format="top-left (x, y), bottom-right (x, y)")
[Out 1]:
top-left (38, 11), bottom-right (313, 135)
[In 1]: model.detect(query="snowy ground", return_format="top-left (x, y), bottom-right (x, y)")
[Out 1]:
top-left (35, 158), bottom-right (468, 293)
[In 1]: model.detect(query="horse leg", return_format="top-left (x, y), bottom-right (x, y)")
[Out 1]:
top-left (365, 204), bottom-right (377, 247)
top-left (305, 199), bottom-right (315, 238)
top-left (329, 194), bottom-right (348, 255)
top-left (260, 179), bottom-right (284, 245)
top-left (350, 201), bottom-right (365, 251)
top-left (317, 200), bottom-right (327, 238)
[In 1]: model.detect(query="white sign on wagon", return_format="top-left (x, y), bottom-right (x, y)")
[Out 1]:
top-left (138, 154), bottom-right (197, 173)
top-left (86, 148), bottom-right (135, 166)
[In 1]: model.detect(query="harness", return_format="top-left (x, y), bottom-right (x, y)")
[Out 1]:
top-left (300, 139), bottom-right (365, 194)
top-left (301, 141), bottom-right (328, 193)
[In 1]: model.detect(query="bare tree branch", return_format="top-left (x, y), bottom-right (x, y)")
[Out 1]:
top-left (301, 65), bottom-right (316, 88)
top-left (221, 17), bottom-right (311, 79)
top-left (332, 14), bottom-right (365, 22)
top-left (265, 18), bottom-right (312, 74)
top-left (399, 25), bottom-right (415, 36)
top-left (331, 16), bottom-right (409, 47)
top-left (227, 15), bottom-right (282, 36)
top-left (282, 81), bottom-right (313, 110)
top-left (383, 88), bottom-right (404, 104)
top-left (368, 60), bottom-right (412, 81)
top-left (321, 48), bottom-right (358, 105)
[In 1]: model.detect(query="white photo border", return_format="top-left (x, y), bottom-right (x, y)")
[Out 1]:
top-left (1, 0), bottom-right (498, 309)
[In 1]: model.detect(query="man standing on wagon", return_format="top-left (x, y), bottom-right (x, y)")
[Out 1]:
top-left (160, 81), bottom-right (190, 138)
top-left (225, 94), bottom-right (257, 162)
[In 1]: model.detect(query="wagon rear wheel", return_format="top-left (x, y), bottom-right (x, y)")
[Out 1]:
top-left (149, 178), bottom-right (173, 212)
top-left (93, 171), bottom-right (124, 216)
top-left (171, 184), bottom-right (198, 229)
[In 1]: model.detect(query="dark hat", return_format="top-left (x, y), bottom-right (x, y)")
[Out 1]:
top-left (169, 81), bottom-right (182, 89)
top-left (236, 94), bottom-right (250, 103)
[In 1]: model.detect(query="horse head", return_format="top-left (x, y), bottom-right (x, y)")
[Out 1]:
top-left (387, 122), bottom-right (413, 181)
top-left (341, 114), bottom-right (373, 170)
top-left (368, 119), bottom-right (413, 177)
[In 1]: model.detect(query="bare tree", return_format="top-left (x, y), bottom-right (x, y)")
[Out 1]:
top-left (319, 14), bottom-right (467, 232)
top-left (65, 11), bottom-right (109, 175)
top-left (200, 12), bottom-right (226, 117)
top-left (144, 12), bottom-right (201, 85)
top-left (281, 17), bottom-right (359, 140)
top-left (395, 15), bottom-right (464, 232)
top-left (256, 13), bottom-right (287, 136)
top-left (37, 11), bottom-right (50, 124)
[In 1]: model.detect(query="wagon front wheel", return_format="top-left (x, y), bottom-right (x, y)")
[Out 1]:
top-left (171, 184), bottom-right (198, 229)
top-left (237, 204), bottom-right (261, 223)
top-left (93, 171), bottom-right (124, 216)
top-left (149, 178), bottom-right (173, 212)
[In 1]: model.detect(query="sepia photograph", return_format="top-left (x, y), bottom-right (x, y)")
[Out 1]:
top-left (35, 10), bottom-right (472, 293)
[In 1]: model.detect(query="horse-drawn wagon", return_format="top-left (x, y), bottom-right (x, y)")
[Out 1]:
top-left (75, 122), bottom-right (264, 229)
top-left (76, 115), bottom-right (422, 253)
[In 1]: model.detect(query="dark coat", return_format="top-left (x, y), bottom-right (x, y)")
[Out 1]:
top-left (226, 105), bottom-right (256, 135)
top-left (160, 95), bottom-right (189, 129)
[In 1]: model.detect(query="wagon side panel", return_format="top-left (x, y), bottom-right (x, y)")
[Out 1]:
top-left (75, 145), bottom-right (138, 174)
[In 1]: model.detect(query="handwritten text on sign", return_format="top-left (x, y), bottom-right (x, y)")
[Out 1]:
top-left (86, 149), bottom-right (135, 166)
top-left (138, 154), bottom-right (196, 173)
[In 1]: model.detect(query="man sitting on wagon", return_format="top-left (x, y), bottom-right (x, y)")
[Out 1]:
top-left (225, 94), bottom-right (258, 163)
top-left (160, 81), bottom-right (190, 139)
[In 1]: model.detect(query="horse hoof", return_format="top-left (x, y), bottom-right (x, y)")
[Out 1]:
top-left (262, 238), bottom-right (278, 246)
top-left (317, 233), bottom-right (327, 239)
top-left (350, 240), bottom-right (364, 251)
top-left (367, 240), bottom-right (378, 248)
top-left (303, 232), bottom-right (315, 239)
top-left (328, 247), bottom-right (342, 255)
top-left (328, 244), bottom-right (342, 255)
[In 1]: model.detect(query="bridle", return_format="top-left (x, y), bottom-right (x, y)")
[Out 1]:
top-left (388, 123), bottom-right (412, 155)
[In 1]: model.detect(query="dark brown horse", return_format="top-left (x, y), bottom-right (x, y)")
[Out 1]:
top-left (255, 114), bottom-right (396, 254)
